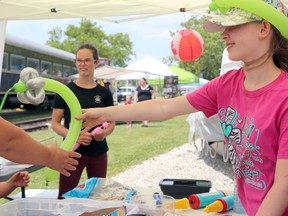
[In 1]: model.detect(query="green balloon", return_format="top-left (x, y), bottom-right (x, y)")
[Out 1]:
top-left (209, 2), bottom-right (218, 11)
top-left (43, 78), bottom-right (82, 150)
top-left (41, 78), bottom-right (82, 183)
top-left (13, 75), bottom-right (82, 183)
top-left (13, 82), bottom-right (28, 92)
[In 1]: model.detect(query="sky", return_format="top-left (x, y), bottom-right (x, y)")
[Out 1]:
top-left (5, 13), bottom-right (190, 64)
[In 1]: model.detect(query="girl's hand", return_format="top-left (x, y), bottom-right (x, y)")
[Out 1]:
top-left (75, 108), bottom-right (106, 133)
top-left (9, 171), bottom-right (30, 187)
top-left (77, 131), bottom-right (93, 146)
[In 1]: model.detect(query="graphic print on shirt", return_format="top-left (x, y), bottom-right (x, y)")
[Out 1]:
top-left (219, 106), bottom-right (266, 191)
top-left (94, 95), bottom-right (102, 104)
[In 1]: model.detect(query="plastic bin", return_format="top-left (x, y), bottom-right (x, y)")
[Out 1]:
top-left (0, 198), bottom-right (138, 216)
top-left (159, 179), bottom-right (212, 199)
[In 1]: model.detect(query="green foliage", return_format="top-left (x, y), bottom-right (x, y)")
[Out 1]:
top-left (46, 19), bottom-right (135, 67)
top-left (107, 33), bottom-right (135, 67)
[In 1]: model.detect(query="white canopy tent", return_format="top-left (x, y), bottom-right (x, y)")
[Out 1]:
top-left (1, 0), bottom-right (288, 77)
top-left (116, 56), bottom-right (175, 81)
top-left (0, 0), bottom-right (215, 77)
top-left (0, 1), bottom-right (210, 22)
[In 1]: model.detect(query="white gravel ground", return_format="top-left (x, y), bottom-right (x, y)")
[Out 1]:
top-left (112, 139), bottom-right (234, 192)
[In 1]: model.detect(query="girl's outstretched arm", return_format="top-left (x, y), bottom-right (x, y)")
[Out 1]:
top-left (76, 95), bottom-right (198, 132)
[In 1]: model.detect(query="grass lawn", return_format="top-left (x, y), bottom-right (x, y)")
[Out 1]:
top-left (0, 115), bottom-right (190, 205)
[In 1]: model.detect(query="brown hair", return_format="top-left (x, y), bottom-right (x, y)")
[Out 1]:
top-left (271, 26), bottom-right (288, 71)
top-left (76, 43), bottom-right (99, 61)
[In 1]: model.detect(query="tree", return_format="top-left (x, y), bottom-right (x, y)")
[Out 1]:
top-left (107, 33), bottom-right (135, 67)
top-left (167, 16), bottom-right (225, 80)
top-left (46, 19), bottom-right (135, 67)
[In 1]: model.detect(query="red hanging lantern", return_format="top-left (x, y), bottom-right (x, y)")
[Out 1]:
top-left (171, 29), bottom-right (204, 62)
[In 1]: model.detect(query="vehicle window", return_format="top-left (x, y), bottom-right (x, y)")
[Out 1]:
top-left (53, 63), bottom-right (62, 76)
top-left (27, 57), bottom-right (40, 72)
top-left (63, 65), bottom-right (71, 77)
top-left (41, 61), bottom-right (52, 75)
top-left (10, 54), bottom-right (25, 71)
top-left (2, 52), bottom-right (8, 70)
top-left (71, 67), bottom-right (77, 75)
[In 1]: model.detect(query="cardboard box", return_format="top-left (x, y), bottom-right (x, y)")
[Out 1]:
top-left (80, 206), bottom-right (126, 216)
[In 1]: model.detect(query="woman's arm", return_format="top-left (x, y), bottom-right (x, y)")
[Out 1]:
top-left (151, 89), bottom-right (156, 99)
top-left (134, 90), bottom-right (138, 102)
top-left (0, 117), bottom-right (81, 176)
top-left (51, 108), bottom-right (68, 138)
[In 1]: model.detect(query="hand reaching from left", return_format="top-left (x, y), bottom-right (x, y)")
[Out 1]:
top-left (8, 171), bottom-right (30, 187)
top-left (46, 142), bottom-right (81, 177)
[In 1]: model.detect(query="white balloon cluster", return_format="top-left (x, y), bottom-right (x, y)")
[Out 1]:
top-left (17, 67), bottom-right (46, 105)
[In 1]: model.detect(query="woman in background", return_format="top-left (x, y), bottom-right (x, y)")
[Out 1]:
top-left (134, 77), bottom-right (155, 127)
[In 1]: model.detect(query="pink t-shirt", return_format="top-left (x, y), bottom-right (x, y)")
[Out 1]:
top-left (186, 68), bottom-right (288, 216)
top-left (124, 101), bottom-right (132, 105)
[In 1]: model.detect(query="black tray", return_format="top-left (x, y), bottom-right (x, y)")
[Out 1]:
top-left (159, 178), bottom-right (212, 199)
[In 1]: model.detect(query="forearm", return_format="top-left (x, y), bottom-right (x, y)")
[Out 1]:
top-left (0, 181), bottom-right (16, 198)
top-left (1, 129), bottom-right (53, 166)
top-left (77, 96), bottom-right (198, 132)
top-left (256, 184), bottom-right (288, 216)
top-left (104, 99), bottom-right (166, 122)
top-left (257, 160), bottom-right (288, 216)
top-left (0, 118), bottom-right (81, 176)
top-left (0, 118), bottom-right (51, 164)
top-left (103, 96), bottom-right (195, 122)
top-left (51, 109), bottom-right (68, 138)
top-left (51, 122), bottom-right (69, 138)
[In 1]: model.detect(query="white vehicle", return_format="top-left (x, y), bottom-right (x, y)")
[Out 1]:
top-left (116, 86), bottom-right (136, 102)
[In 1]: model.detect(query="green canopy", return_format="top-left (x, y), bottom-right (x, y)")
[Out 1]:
top-left (148, 65), bottom-right (199, 85)
top-left (170, 65), bottom-right (199, 84)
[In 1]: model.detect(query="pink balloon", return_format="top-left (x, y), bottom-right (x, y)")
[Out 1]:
top-left (73, 122), bottom-right (109, 151)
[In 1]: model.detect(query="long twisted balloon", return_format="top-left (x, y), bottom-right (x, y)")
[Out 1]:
top-left (13, 67), bottom-right (82, 183)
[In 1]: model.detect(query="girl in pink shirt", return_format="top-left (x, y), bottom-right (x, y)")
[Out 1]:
top-left (76, 0), bottom-right (288, 215)
top-left (124, 95), bottom-right (133, 128)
